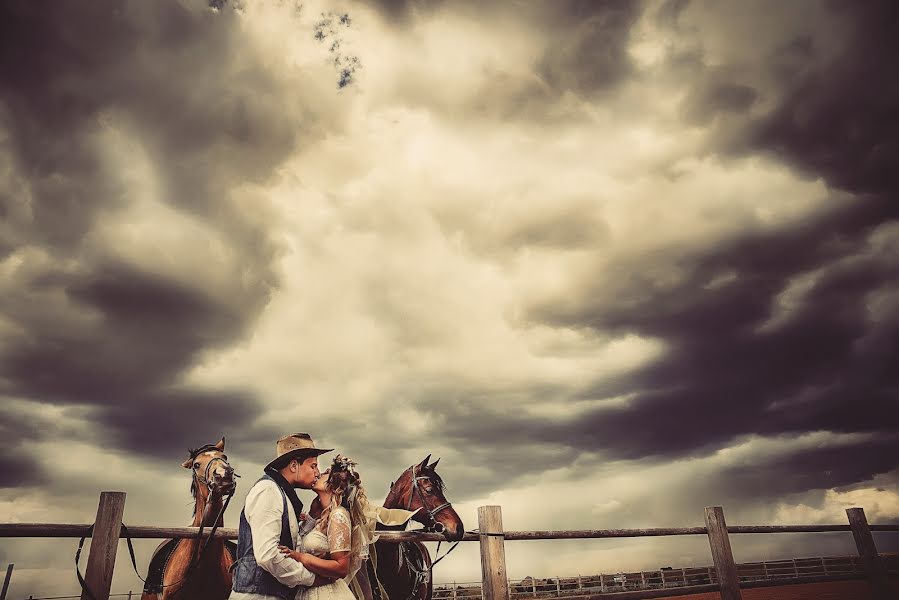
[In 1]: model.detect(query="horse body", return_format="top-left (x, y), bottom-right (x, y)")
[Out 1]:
top-left (142, 438), bottom-right (237, 600)
top-left (373, 456), bottom-right (464, 600)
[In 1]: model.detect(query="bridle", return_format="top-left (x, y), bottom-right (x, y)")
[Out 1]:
top-left (193, 452), bottom-right (238, 495)
top-left (404, 464), bottom-right (453, 534)
top-left (189, 447), bottom-right (239, 563)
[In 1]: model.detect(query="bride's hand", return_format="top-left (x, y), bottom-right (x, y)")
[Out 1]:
top-left (277, 545), bottom-right (303, 562)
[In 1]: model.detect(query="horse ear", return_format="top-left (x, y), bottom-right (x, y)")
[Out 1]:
top-left (429, 458), bottom-right (440, 469)
top-left (182, 457), bottom-right (194, 469)
top-left (215, 437), bottom-right (225, 451)
top-left (419, 454), bottom-right (431, 468)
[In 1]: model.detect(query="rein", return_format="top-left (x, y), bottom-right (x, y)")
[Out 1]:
top-left (193, 456), bottom-right (237, 562)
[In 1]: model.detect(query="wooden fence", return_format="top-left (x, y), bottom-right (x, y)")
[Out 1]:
top-left (1, 493), bottom-right (898, 600)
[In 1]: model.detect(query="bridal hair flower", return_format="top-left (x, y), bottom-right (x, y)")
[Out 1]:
top-left (330, 454), bottom-right (361, 488)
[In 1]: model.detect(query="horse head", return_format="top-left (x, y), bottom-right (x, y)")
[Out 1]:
top-left (183, 437), bottom-right (237, 501)
top-left (387, 455), bottom-right (464, 541)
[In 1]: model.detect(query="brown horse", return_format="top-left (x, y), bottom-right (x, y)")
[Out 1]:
top-left (142, 437), bottom-right (237, 600)
top-left (371, 455), bottom-right (464, 600)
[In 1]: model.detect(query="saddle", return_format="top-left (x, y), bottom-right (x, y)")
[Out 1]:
top-left (143, 539), bottom-right (238, 594)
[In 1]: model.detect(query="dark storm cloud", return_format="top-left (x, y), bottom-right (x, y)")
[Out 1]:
top-left (0, 409), bottom-right (46, 489)
top-left (3, 264), bottom-right (251, 402)
top-left (720, 437), bottom-right (899, 501)
top-left (528, 194), bottom-right (899, 459)
top-left (679, 0), bottom-right (899, 199)
top-left (97, 388), bottom-right (260, 456)
top-left (534, 1), bottom-right (642, 96)
top-left (749, 2), bottom-right (899, 198)
top-left (684, 79), bottom-right (758, 122)
top-left (0, 0), bottom-right (312, 481)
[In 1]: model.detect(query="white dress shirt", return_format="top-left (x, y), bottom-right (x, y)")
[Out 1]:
top-left (229, 479), bottom-right (318, 600)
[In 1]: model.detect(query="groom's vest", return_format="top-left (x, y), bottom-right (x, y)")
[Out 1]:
top-left (231, 474), bottom-right (297, 599)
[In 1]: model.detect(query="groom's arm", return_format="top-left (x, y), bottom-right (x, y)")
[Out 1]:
top-left (245, 481), bottom-right (317, 587)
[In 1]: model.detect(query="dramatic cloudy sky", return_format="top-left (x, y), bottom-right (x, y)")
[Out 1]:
top-left (2, 0), bottom-right (898, 596)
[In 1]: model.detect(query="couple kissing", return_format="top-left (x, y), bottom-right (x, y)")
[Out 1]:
top-left (229, 433), bottom-right (415, 600)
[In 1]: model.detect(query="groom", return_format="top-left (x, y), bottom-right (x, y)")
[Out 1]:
top-left (230, 433), bottom-right (333, 600)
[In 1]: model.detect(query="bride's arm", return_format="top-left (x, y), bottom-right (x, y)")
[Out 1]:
top-left (278, 546), bottom-right (349, 579)
top-left (296, 550), bottom-right (350, 579)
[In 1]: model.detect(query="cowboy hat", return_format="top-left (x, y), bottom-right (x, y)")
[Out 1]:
top-left (265, 433), bottom-right (333, 471)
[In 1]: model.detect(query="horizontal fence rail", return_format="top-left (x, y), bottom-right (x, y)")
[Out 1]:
top-left (3, 523), bottom-right (897, 539)
top-left (1, 493), bottom-right (897, 600)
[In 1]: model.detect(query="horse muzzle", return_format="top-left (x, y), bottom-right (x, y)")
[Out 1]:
top-left (440, 521), bottom-right (464, 541)
top-left (213, 469), bottom-right (238, 495)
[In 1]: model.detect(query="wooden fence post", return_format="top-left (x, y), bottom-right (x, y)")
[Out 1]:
top-left (0, 564), bottom-right (13, 600)
top-left (81, 491), bottom-right (126, 600)
top-left (478, 506), bottom-right (509, 600)
top-left (704, 506), bottom-right (742, 600)
top-left (847, 507), bottom-right (890, 600)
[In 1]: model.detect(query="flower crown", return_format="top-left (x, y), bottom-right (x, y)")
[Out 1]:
top-left (330, 454), bottom-right (361, 488)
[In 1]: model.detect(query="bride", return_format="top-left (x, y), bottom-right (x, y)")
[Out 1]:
top-left (278, 455), bottom-right (409, 600)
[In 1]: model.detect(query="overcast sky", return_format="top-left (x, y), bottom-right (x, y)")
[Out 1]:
top-left (1, 0), bottom-right (898, 596)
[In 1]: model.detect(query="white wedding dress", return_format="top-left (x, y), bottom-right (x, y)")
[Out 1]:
top-left (296, 506), bottom-right (358, 600)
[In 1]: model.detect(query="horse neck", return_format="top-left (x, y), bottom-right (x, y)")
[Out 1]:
top-left (378, 480), bottom-right (412, 532)
top-left (382, 478), bottom-right (409, 511)
top-left (192, 486), bottom-right (225, 528)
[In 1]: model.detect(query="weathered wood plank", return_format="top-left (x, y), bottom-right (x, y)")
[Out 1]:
top-left (846, 507), bottom-right (890, 600)
top-left (479, 506), bottom-right (510, 600)
top-left (704, 506), bottom-right (742, 600)
top-left (81, 491), bottom-right (126, 600)
top-left (1, 563), bottom-right (13, 600)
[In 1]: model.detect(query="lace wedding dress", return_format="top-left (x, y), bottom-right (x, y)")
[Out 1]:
top-left (296, 507), bottom-right (358, 600)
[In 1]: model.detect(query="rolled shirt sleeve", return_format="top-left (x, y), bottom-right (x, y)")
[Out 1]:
top-left (245, 480), bottom-right (316, 588)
